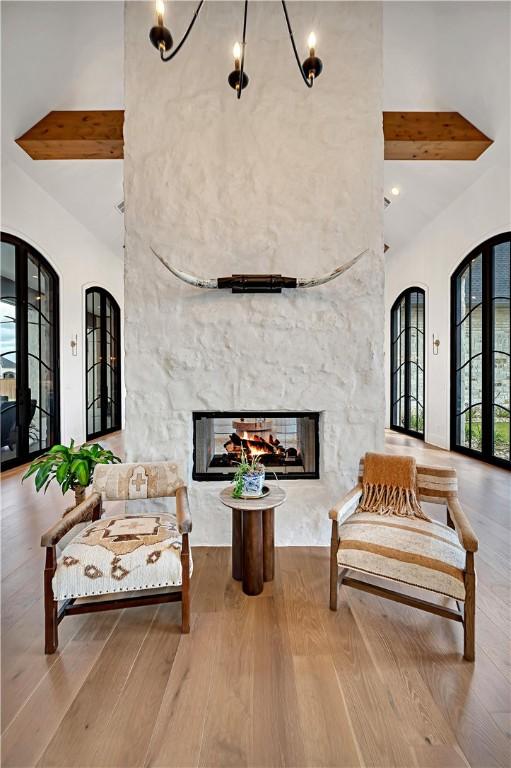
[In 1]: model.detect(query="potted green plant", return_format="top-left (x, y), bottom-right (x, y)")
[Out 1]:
top-left (22, 440), bottom-right (121, 506)
top-left (232, 449), bottom-right (266, 498)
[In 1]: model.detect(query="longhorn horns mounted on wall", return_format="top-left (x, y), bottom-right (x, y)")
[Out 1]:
top-left (150, 247), bottom-right (369, 293)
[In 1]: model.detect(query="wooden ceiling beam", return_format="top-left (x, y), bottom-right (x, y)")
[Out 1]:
top-left (383, 111), bottom-right (492, 160)
top-left (15, 110), bottom-right (492, 162)
top-left (15, 110), bottom-right (124, 160)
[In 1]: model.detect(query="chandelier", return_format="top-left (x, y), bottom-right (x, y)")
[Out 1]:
top-left (149, 0), bottom-right (323, 99)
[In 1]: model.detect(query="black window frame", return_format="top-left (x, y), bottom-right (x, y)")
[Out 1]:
top-left (390, 286), bottom-right (425, 439)
top-left (1, 232), bottom-right (60, 471)
top-left (450, 231), bottom-right (510, 468)
top-left (85, 286), bottom-right (122, 440)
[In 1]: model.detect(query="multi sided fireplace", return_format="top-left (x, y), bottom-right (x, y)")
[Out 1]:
top-left (193, 411), bottom-right (320, 480)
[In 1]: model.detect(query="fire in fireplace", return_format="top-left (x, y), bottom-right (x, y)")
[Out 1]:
top-left (193, 412), bottom-right (320, 480)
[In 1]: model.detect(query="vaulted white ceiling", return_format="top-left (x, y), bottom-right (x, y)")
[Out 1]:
top-left (383, 1), bottom-right (509, 252)
top-left (2, 1), bottom-right (509, 257)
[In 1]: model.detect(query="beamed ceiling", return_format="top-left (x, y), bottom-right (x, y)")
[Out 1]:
top-left (2, 1), bottom-right (509, 257)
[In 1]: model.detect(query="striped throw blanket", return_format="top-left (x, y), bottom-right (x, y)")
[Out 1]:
top-left (358, 452), bottom-right (430, 520)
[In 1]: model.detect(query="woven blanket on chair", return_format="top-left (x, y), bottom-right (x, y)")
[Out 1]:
top-left (358, 452), bottom-right (429, 520)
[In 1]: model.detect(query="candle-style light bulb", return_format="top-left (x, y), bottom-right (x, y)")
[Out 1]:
top-left (228, 40), bottom-right (249, 92)
top-left (149, 0), bottom-right (173, 52)
top-left (307, 31), bottom-right (316, 56)
top-left (156, 0), bottom-right (165, 27)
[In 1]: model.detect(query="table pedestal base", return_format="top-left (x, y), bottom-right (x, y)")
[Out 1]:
top-left (232, 507), bottom-right (275, 595)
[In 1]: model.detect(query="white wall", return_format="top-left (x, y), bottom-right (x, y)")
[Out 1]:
top-left (1, 159), bottom-right (124, 447)
top-left (124, 1), bottom-right (384, 545)
top-left (385, 160), bottom-right (511, 448)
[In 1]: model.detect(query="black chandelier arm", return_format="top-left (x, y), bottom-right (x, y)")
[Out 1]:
top-left (237, 0), bottom-right (249, 99)
top-left (160, 0), bottom-right (205, 62)
top-left (280, 0), bottom-right (313, 88)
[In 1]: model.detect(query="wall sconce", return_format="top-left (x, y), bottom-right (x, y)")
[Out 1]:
top-left (432, 334), bottom-right (440, 355)
top-left (70, 335), bottom-right (78, 356)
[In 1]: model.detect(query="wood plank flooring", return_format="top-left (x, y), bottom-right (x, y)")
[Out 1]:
top-left (1, 431), bottom-right (510, 767)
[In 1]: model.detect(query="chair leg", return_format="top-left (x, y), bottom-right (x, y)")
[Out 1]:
top-left (44, 547), bottom-right (58, 654)
top-left (330, 520), bottom-right (338, 611)
top-left (181, 534), bottom-right (190, 634)
top-left (463, 553), bottom-right (476, 661)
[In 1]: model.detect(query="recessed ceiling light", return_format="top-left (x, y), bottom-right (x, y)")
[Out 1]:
top-left (391, 187), bottom-right (400, 196)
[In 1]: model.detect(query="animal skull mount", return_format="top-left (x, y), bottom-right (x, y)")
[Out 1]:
top-left (150, 247), bottom-right (368, 294)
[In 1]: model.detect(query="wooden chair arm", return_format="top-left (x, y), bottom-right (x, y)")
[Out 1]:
top-left (40, 492), bottom-right (102, 547)
top-left (447, 498), bottom-right (478, 553)
top-left (329, 484), bottom-right (363, 526)
top-left (175, 486), bottom-right (192, 534)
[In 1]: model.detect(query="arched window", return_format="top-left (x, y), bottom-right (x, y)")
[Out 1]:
top-left (390, 287), bottom-right (425, 438)
top-left (451, 232), bottom-right (510, 466)
top-left (1, 233), bottom-right (60, 470)
top-left (86, 287), bottom-right (121, 439)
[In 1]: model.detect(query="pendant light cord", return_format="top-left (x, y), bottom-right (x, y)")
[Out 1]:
top-left (237, 0), bottom-right (249, 99)
top-left (280, 1), bottom-right (313, 88)
top-left (160, 0), bottom-right (205, 62)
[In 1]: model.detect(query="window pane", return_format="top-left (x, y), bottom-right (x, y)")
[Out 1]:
top-left (416, 404), bottom-right (424, 434)
top-left (391, 288), bottom-right (425, 436)
top-left (471, 353), bottom-right (483, 405)
top-left (457, 365), bottom-right (470, 413)
top-left (492, 242), bottom-right (510, 461)
top-left (27, 352), bottom-right (40, 453)
top-left (456, 412), bottom-right (470, 449)
top-left (494, 241), bottom-right (510, 298)
top-left (399, 396), bottom-right (405, 428)
top-left (410, 362), bottom-right (418, 403)
top-left (417, 291), bottom-right (424, 333)
top-left (39, 264), bottom-right (54, 324)
top-left (469, 405), bottom-right (483, 452)
top-left (470, 254), bottom-right (482, 308)
top-left (1, 242), bottom-right (18, 464)
top-left (493, 406), bottom-right (510, 461)
top-left (86, 289), bottom-right (121, 437)
top-left (471, 305), bottom-right (483, 357)
top-left (457, 317), bottom-right (470, 369)
top-left (494, 352), bottom-right (510, 409)
top-left (410, 324), bottom-right (418, 361)
top-left (493, 298), bottom-right (509, 355)
top-left (457, 263), bottom-right (470, 321)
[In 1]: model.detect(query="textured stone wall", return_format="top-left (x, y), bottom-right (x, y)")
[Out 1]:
top-left (124, 1), bottom-right (384, 544)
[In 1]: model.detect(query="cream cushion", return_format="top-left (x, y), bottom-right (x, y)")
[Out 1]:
top-left (53, 514), bottom-right (192, 600)
top-left (337, 512), bottom-right (466, 601)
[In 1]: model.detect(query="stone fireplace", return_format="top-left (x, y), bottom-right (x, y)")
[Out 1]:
top-left (124, 1), bottom-right (384, 544)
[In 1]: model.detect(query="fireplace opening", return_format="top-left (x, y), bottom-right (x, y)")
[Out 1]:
top-left (193, 411), bottom-right (320, 480)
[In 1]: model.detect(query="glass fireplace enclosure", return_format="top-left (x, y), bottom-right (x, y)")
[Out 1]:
top-left (193, 412), bottom-right (320, 480)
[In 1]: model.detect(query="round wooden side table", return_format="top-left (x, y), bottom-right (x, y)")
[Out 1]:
top-left (219, 486), bottom-right (287, 596)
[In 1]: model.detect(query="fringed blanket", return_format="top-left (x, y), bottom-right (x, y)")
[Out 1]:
top-left (358, 452), bottom-right (430, 520)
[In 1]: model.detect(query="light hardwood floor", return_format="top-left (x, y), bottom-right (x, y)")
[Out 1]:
top-left (1, 431), bottom-right (510, 767)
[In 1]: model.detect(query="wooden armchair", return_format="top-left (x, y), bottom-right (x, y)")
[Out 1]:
top-left (329, 460), bottom-right (478, 660)
top-left (41, 461), bottom-right (192, 654)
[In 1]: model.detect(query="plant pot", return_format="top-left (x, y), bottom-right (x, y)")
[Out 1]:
top-left (242, 470), bottom-right (265, 498)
